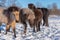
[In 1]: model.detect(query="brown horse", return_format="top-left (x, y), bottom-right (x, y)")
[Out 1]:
top-left (28, 3), bottom-right (49, 26)
top-left (3, 6), bottom-right (20, 37)
top-left (19, 8), bottom-right (35, 34)
top-left (28, 4), bottom-right (43, 32)
top-left (7, 6), bottom-right (20, 23)
top-left (37, 8), bottom-right (49, 26)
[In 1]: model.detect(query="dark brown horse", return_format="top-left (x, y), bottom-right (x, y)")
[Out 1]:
top-left (37, 8), bottom-right (49, 26)
top-left (3, 6), bottom-right (20, 37)
top-left (28, 3), bottom-right (49, 26)
top-left (28, 4), bottom-right (43, 32)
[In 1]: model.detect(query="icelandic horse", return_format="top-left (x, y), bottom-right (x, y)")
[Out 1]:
top-left (28, 4), bottom-right (43, 32)
top-left (19, 8), bottom-right (35, 34)
top-left (3, 6), bottom-right (20, 37)
top-left (37, 8), bottom-right (49, 26)
top-left (28, 3), bottom-right (49, 27)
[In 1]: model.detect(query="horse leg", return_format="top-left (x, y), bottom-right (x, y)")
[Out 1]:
top-left (6, 25), bottom-right (10, 34)
top-left (33, 26), bottom-right (35, 32)
top-left (45, 16), bottom-right (49, 26)
top-left (8, 26), bottom-right (11, 32)
top-left (43, 16), bottom-right (45, 26)
top-left (11, 20), bottom-right (16, 38)
top-left (36, 22), bottom-right (38, 32)
top-left (23, 22), bottom-right (27, 35)
top-left (12, 26), bottom-right (16, 38)
top-left (12, 26), bottom-right (16, 37)
top-left (37, 21), bottom-right (41, 31)
top-left (33, 20), bottom-right (36, 32)
top-left (36, 21), bottom-right (40, 32)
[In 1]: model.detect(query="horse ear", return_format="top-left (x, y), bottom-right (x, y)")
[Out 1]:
top-left (3, 9), bottom-right (7, 14)
top-left (3, 9), bottom-right (9, 17)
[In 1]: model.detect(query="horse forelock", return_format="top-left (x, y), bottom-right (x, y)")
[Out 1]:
top-left (7, 6), bottom-right (19, 12)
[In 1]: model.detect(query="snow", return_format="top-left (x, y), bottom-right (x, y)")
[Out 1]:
top-left (0, 15), bottom-right (60, 40)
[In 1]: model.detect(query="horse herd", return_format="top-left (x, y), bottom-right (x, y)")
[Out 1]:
top-left (0, 3), bottom-right (49, 37)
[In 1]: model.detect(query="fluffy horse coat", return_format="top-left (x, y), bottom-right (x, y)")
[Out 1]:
top-left (3, 6), bottom-right (20, 37)
top-left (28, 3), bottom-right (49, 26)
top-left (28, 4), bottom-right (43, 32)
top-left (19, 8), bottom-right (35, 34)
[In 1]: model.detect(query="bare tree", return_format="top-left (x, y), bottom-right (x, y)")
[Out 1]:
top-left (7, 0), bottom-right (17, 6)
top-left (47, 4), bottom-right (52, 9)
top-left (52, 3), bottom-right (57, 10)
top-left (52, 3), bottom-right (58, 15)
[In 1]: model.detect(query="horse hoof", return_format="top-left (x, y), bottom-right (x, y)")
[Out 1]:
top-left (33, 30), bottom-right (36, 33)
top-left (0, 30), bottom-right (1, 33)
top-left (46, 25), bottom-right (49, 27)
top-left (14, 35), bottom-right (16, 38)
top-left (5, 32), bottom-right (7, 35)
top-left (24, 31), bottom-right (26, 35)
top-left (38, 29), bottom-right (41, 31)
top-left (43, 24), bottom-right (44, 26)
top-left (23, 32), bottom-right (26, 35)
top-left (5, 33), bottom-right (7, 35)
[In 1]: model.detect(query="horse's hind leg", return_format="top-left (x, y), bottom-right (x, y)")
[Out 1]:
top-left (45, 16), bottom-right (49, 26)
top-left (6, 25), bottom-right (10, 34)
top-left (43, 16), bottom-right (46, 26)
top-left (11, 20), bottom-right (16, 37)
top-left (7, 26), bottom-right (11, 32)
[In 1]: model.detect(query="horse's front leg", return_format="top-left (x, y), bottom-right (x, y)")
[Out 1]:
top-left (33, 20), bottom-right (37, 32)
top-left (23, 22), bottom-right (27, 35)
top-left (37, 21), bottom-right (41, 31)
top-left (45, 16), bottom-right (49, 26)
top-left (33, 26), bottom-right (35, 32)
top-left (11, 20), bottom-right (16, 38)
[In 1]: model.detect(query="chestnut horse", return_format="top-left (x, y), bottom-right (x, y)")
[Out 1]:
top-left (3, 6), bottom-right (20, 37)
top-left (28, 4), bottom-right (43, 32)
top-left (19, 8), bottom-right (35, 34)
top-left (28, 3), bottom-right (49, 26)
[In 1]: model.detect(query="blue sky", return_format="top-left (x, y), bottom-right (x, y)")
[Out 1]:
top-left (5, 0), bottom-right (60, 9)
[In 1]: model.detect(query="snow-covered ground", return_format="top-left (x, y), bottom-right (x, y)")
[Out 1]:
top-left (0, 15), bottom-right (60, 40)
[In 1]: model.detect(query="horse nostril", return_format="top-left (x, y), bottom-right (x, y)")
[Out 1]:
top-left (16, 20), bottom-right (19, 23)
